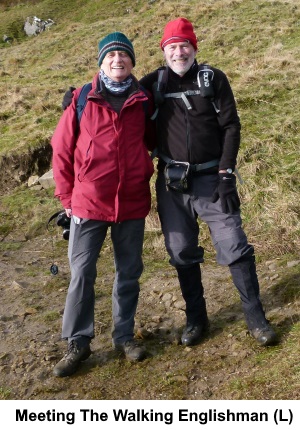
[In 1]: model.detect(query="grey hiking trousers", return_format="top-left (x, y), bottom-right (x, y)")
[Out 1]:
top-left (61, 217), bottom-right (145, 347)
top-left (156, 171), bottom-right (253, 267)
top-left (156, 171), bottom-right (269, 328)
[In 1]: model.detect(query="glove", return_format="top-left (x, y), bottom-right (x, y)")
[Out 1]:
top-left (211, 173), bottom-right (240, 214)
top-left (62, 86), bottom-right (75, 110)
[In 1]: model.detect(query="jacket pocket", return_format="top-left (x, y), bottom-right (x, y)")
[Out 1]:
top-left (77, 140), bottom-right (99, 182)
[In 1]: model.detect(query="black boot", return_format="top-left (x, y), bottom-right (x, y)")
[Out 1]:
top-left (53, 340), bottom-right (91, 377)
top-left (176, 264), bottom-right (209, 346)
top-left (229, 255), bottom-right (277, 346)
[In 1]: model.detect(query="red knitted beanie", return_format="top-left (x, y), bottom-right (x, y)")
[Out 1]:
top-left (160, 17), bottom-right (197, 51)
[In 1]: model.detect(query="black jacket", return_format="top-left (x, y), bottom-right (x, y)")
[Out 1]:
top-left (139, 61), bottom-right (241, 171)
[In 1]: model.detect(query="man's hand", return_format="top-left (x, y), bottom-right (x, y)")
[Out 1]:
top-left (65, 208), bottom-right (72, 217)
top-left (211, 173), bottom-right (240, 214)
top-left (62, 86), bottom-right (75, 110)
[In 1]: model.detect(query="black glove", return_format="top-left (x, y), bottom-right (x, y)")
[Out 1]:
top-left (211, 173), bottom-right (240, 214)
top-left (62, 86), bottom-right (75, 110)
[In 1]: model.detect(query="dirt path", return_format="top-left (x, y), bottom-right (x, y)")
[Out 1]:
top-left (0, 232), bottom-right (298, 400)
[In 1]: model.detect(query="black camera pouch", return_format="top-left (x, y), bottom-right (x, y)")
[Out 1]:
top-left (56, 211), bottom-right (71, 240)
top-left (164, 162), bottom-right (191, 193)
top-left (47, 210), bottom-right (71, 240)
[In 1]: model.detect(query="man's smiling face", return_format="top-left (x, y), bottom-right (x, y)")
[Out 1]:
top-left (163, 41), bottom-right (196, 77)
top-left (101, 50), bottom-right (133, 82)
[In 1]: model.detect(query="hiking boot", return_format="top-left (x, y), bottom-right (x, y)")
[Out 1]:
top-left (249, 324), bottom-right (278, 346)
top-left (53, 340), bottom-right (91, 377)
top-left (181, 320), bottom-right (209, 346)
top-left (114, 339), bottom-right (147, 361)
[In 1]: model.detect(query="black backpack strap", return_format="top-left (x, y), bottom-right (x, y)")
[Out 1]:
top-left (163, 64), bottom-right (220, 113)
top-left (76, 82), bottom-right (92, 123)
top-left (164, 90), bottom-right (202, 110)
top-left (197, 64), bottom-right (215, 99)
top-left (151, 64), bottom-right (220, 115)
top-left (138, 84), bottom-right (151, 118)
top-left (197, 64), bottom-right (220, 113)
top-left (151, 68), bottom-right (168, 120)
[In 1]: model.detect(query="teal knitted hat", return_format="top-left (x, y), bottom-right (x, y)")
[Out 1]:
top-left (98, 32), bottom-right (135, 66)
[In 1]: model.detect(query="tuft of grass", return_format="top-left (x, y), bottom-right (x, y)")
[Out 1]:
top-left (271, 271), bottom-right (300, 303)
top-left (0, 387), bottom-right (12, 400)
top-left (43, 310), bottom-right (61, 322)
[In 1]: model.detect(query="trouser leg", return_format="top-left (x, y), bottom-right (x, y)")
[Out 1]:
top-left (229, 255), bottom-right (268, 329)
top-left (111, 219), bottom-right (145, 345)
top-left (157, 171), bottom-right (272, 335)
top-left (155, 172), bottom-right (204, 267)
top-left (62, 218), bottom-right (107, 347)
top-left (186, 174), bottom-right (267, 329)
top-left (176, 264), bottom-right (208, 325)
top-left (156, 172), bottom-right (205, 325)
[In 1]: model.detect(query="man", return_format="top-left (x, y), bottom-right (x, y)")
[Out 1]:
top-left (51, 32), bottom-right (155, 377)
top-left (62, 19), bottom-right (277, 349)
top-left (138, 17), bottom-right (277, 347)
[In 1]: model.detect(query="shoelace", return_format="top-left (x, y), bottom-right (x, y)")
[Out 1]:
top-left (65, 340), bottom-right (79, 356)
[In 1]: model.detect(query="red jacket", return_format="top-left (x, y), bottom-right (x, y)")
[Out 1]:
top-left (51, 74), bottom-right (155, 222)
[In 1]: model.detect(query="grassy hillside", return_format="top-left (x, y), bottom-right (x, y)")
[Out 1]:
top-left (0, 0), bottom-right (299, 402)
top-left (0, 0), bottom-right (299, 257)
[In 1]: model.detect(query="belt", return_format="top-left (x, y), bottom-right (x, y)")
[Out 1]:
top-left (159, 153), bottom-right (219, 172)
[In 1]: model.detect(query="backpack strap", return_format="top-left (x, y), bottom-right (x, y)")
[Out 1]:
top-left (164, 90), bottom-right (202, 110)
top-left (76, 83), bottom-right (149, 123)
top-left (151, 68), bottom-right (168, 120)
top-left (139, 84), bottom-right (150, 118)
top-left (76, 82), bottom-right (92, 123)
top-left (151, 64), bottom-right (220, 116)
top-left (197, 65), bottom-right (215, 98)
top-left (197, 64), bottom-right (220, 113)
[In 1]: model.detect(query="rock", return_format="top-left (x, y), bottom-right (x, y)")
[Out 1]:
top-left (162, 292), bottom-right (173, 302)
top-left (287, 260), bottom-right (300, 268)
top-left (173, 300), bottom-right (186, 310)
top-left (151, 315), bottom-right (162, 323)
top-left (24, 308), bottom-right (38, 316)
top-left (136, 327), bottom-right (152, 339)
top-left (11, 280), bottom-right (27, 289)
top-left (24, 16), bottom-right (55, 37)
top-left (39, 169), bottom-right (55, 189)
top-left (3, 35), bottom-right (13, 43)
top-left (28, 175), bottom-right (39, 187)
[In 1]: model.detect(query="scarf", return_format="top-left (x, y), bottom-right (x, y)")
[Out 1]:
top-left (100, 70), bottom-right (132, 93)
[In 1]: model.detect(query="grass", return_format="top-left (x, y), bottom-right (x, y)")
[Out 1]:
top-left (1, 0), bottom-right (299, 256)
top-left (0, 387), bottom-right (11, 400)
top-left (0, 0), bottom-right (299, 401)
